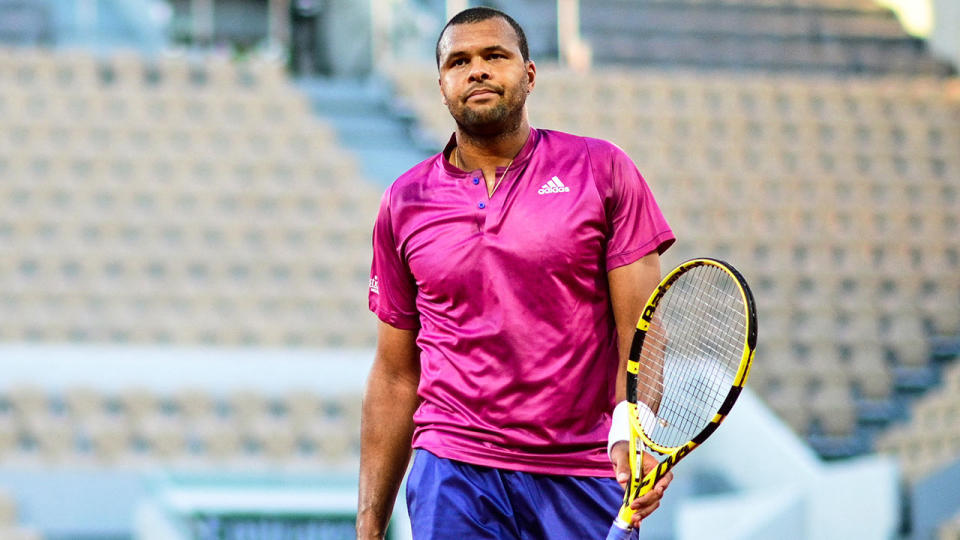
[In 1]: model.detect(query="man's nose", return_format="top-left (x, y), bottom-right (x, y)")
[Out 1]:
top-left (468, 60), bottom-right (491, 82)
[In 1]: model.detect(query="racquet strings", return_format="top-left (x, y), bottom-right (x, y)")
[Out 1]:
top-left (634, 264), bottom-right (747, 450)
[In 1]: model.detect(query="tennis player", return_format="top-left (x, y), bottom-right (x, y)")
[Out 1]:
top-left (358, 7), bottom-right (675, 539)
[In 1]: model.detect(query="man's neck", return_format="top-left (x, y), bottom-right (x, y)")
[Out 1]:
top-left (454, 120), bottom-right (532, 171)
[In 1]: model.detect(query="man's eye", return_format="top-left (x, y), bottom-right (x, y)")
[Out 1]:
top-left (452, 58), bottom-right (466, 66)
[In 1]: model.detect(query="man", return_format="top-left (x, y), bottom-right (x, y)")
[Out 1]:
top-left (359, 7), bottom-right (674, 539)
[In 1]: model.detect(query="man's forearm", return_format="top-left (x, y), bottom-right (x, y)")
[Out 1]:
top-left (356, 367), bottom-right (420, 539)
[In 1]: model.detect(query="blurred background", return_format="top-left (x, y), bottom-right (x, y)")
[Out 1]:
top-left (0, 0), bottom-right (957, 538)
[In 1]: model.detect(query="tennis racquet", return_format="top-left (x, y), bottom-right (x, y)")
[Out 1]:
top-left (605, 258), bottom-right (758, 539)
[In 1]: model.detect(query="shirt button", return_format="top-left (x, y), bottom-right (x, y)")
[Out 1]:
top-left (478, 202), bottom-right (486, 209)
top-left (472, 177), bottom-right (480, 185)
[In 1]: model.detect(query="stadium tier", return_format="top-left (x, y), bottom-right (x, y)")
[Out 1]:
top-left (876, 359), bottom-right (960, 482)
top-left (504, 0), bottom-right (956, 75)
top-left (391, 64), bottom-right (960, 455)
top-left (0, 382), bottom-right (360, 468)
top-left (0, 47), bottom-right (381, 349)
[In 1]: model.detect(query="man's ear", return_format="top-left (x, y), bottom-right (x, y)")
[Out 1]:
top-left (526, 60), bottom-right (537, 92)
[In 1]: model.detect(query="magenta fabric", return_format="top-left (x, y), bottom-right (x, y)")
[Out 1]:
top-left (369, 128), bottom-right (674, 476)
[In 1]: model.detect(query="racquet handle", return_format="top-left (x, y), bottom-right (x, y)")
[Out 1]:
top-left (603, 518), bottom-right (633, 540)
top-left (605, 454), bottom-right (660, 539)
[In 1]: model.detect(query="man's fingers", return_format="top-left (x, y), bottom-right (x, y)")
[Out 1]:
top-left (631, 500), bottom-right (659, 528)
top-left (627, 488), bottom-right (662, 529)
top-left (629, 470), bottom-right (672, 508)
top-left (607, 450), bottom-right (671, 529)
top-left (609, 441), bottom-right (631, 488)
top-left (628, 467), bottom-right (672, 525)
top-left (629, 485), bottom-right (663, 510)
top-left (653, 470), bottom-right (673, 491)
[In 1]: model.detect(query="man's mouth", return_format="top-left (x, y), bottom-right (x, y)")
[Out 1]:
top-left (466, 88), bottom-right (500, 101)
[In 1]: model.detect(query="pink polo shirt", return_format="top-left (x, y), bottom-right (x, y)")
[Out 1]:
top-left (369, 128), bottom-right (674, 476)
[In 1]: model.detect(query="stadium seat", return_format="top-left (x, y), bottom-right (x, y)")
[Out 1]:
top-left (306, 420), bottom-right (356, 464)
top-left (284, 389), bottom-right (322, 423)
top-left (811, 382), bottom-right (858, 437)
top-left (848, 342), bottom-right (893, 399)
top-left (247, 416), bottom-right (298, 461)
top-left (25, 412), bottom-right (74, 463)
top-left (135, 415), bottom-right (187, 460)
top-left (764, 382), bottom-right (811, 433)
top-left (83, 415), bottom-right (133, 464)
top-left (226, 389), bottom-right (268, 427)
top-left (885, 318), bottom-right (931, 367)
top-left (5, 385), bottom-right (47, 420)
top-left (116, 387), bottom-right (160, 421)
top-left (189, 416), bottom-right (241, 463)
top-left (62, 386), bottom-right (103, 419)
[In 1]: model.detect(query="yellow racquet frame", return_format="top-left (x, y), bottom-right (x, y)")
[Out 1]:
top-left (610, 258), bottom-right (757, 533)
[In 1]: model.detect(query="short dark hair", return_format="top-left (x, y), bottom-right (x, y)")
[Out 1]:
top-left (435, 7), bottom-right (530, 67)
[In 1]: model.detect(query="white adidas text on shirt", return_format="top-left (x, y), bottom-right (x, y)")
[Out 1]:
top-left (538, 176), bottom-right (570, 195)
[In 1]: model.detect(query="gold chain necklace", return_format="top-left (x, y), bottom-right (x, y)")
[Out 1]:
top-left (456, 146), bottom-right (514, 197)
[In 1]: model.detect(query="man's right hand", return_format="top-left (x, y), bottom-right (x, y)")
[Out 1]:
top-left (609, 441), bottom-right (672, 529)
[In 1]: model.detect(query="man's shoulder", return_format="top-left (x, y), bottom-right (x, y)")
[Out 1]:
top-left (382, 152), bottom-right (443, 204)
top-left (393, 152), bottom-right (442, 188)
top-left (537, 128), bottom-right (623, 157)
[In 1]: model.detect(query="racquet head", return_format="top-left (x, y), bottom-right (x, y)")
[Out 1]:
top-left (629, 257), bottom-right (757, 455)
top-left (607, 258), bottom-right (757, 540)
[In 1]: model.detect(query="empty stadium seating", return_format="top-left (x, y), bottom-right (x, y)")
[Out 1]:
top-left (0, 383), bottom-right (360, 468)
top-left (390, 63), bottom-right (960, 455)
top-left (551, 0), bottom-right (952, 75)
top-left (0, 48), bottom-right (381, 348)
top-left (0, 0), bottom-right (956, 484)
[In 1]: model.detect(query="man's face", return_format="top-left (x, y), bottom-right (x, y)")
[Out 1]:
top-left (437, 17), bottom-right (535, 137)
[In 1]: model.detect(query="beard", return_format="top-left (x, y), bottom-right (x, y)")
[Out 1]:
top-left (447, 79), bottom-right (528, 138)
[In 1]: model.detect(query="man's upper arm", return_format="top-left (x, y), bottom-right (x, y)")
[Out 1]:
top-left (608, 252), bottom-right (662, 403)
top-left (609, 252), bottom-right (662, 330)
top-left (372, 321), bottom-right (420, 386)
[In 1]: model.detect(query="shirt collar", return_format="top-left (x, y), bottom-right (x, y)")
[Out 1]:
top-left (440, 127), bottom-right (540, 177)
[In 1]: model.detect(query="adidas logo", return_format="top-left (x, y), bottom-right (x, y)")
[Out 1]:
top-left (538, 176), bottom-right (570, 195)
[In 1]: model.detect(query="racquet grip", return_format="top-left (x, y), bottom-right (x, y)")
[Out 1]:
top-left (604, 516), bottom-right (633, 540)
top-left (606, 455), bottom-right (659, 539)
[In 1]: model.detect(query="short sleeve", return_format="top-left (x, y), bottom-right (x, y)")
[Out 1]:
top-left (369, 188), bottom-right (420, 330)
top-left (597, 142), bottom-right (675, 269)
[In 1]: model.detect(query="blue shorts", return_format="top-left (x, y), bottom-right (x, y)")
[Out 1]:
top-left (405, 450), bottom-right (637, 540)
